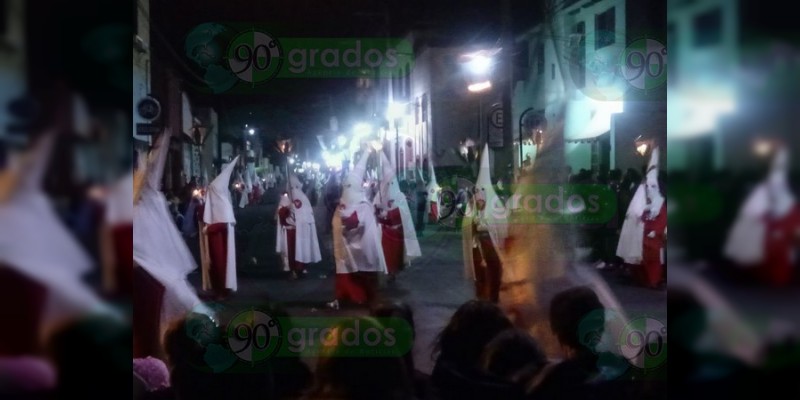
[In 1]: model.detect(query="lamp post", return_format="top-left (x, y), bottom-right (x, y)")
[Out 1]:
top-left (387, 102), bottom-right (405, 176)
top-left (277, 139), bottom-right (292, 189)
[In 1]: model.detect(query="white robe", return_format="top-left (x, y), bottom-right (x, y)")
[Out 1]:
top-left (291, 188), bottom-right (322, 264)
top-left (0, 134), bottom-right (119, 341)
top-left (202, 160), bottom-right (238, 292)
top-left (333, 201), bottom-right (387, 274)
top-left (616, 184), bottom-right (646, 264)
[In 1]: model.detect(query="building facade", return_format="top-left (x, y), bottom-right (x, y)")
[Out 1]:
top-left (513, 0), bottom-right (667, 176)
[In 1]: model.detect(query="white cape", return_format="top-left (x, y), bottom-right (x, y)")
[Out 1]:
top-left (291, 188), bottom-right (322, 263)
top-left (333, 202), bottom-right (387, 274)
top-left (134, 133), bottom-right (213, 330)
top-left (202, 157), bottom-right (238, 291)
top-left (0, 134), bottom-right (119, 341)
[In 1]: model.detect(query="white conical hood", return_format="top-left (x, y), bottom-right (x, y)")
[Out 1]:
top-left (767, 146), bottom-right (794, 217)
top-left (476, 144), bottom-right (495, 196)
top-left (470, 144), bottom-right (508, 244)
top-left (0, 131), bottom-right (119, 327)
top-left (278, 192), bottom-right (291, 208)
top-left (645, 146), bottom-right (660, 184)
top-left (204, 156), bottom-right (239, 224)
top-left (379, 153), bottom-right (421, 258)
top-left (379, 152), bottom-right (395, 206)
top-left (105, 172), bottom-right (134, 225)
top-left (426, 159), bottom-right (440, 202)
top-left (341, 150), bottom-right (369, 206)
top-left (134, 131), bottom-right (213, 322)
top-left (289, 174), bottom-right (302, 190)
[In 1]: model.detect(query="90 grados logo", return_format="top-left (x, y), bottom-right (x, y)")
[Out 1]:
top-left (184, 22), bottom-right (413, 93)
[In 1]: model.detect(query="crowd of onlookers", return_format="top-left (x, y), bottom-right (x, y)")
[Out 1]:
top-left (127, 285), bottom-right (669, 400)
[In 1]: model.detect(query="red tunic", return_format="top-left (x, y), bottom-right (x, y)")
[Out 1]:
top-left (278, 206), bottom-right (304, 272)
top-left (132, 265), bottom-right (165, 358)
top-left (760, 205), bottom-right (800, 287)
top-left (110, 224), bottom-right (133, 297)
top-left (429, 201), bottom-right (439, 222)
top-left (206, 222), bottom-right (229, 292)
top-left (379, 208), bottom-right (404, 275)
top-left (0, 266), bottom-right (47, 356)
top-left (335, 211), bottom-right (378, 304)
top-left (639, 203), bottom-right (667, 288)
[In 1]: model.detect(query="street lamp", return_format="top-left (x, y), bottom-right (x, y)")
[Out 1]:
top-left (461, 49), bottom-right (500, 148)
top-left (248, 128), bottom-right (255, 135)
top-left (467, 81), bottom-right (492, 93)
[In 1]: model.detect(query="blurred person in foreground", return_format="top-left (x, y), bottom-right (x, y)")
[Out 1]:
top-left (724, 146), bottom-right (799, 287)
top-left (164, 312), bottom-right (274, 400)
top-left (371, 301), bottom-right (435, 399)
top-left (133, 131), bottom-right (214, 359)
top-left (303, 316), bottom-right (413, 400)
top-left (431, 300), bottom-right (521, 400)
top-left (0, 131), bottom-right (122, 396)
top-left (528, 286), bottom-right (643, 400)
top-left (479, 328), bottom-right (549, 396)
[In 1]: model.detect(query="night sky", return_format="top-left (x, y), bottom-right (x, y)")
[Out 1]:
top-left (149, 0), bottom-right (546, 150)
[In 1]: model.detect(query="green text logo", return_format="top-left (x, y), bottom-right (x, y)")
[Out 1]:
top-left (184, 23), bottom-right (413, 93)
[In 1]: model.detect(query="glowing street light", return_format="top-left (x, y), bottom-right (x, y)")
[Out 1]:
top-left (465, 53), bottom-right (493, 75)
top-left (353, 122), bottom-right (372, 139)
top-left (754, 139), bottom-right (773, 157)
top-left (467, 80), bottom-right (492, 93)
top-left (248, 128), bottom-right (255, 135)
top-left (387, 101), bottom-right (405, 120)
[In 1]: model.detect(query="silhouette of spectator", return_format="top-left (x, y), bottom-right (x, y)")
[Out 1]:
top-left (303, 316), bottom-right (413, 400)
top-left (431, 300), bottom-right (520, 400)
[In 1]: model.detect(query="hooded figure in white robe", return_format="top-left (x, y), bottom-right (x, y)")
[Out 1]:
top-left (462, 144), bottom-right (509, 302)
top-left (0, 132), bottom-right (119, 355)
top-left (616, 148), bottom-right (659, 265)
top-left (329, 149), bottom-right (387, 308)
top-left (638, 147), bottom-right (667, 288)
top-left (724, 146), bottom-right (799, 286)
top-left (426, 159), bottom-right (442, 222)
top-left (132, 131), bottom-right (214, 356)
top-left (376, 152), bottom-right (421, 276)
top-left (275, 192), bottom-right (293, 272)
top-left (236, 170), bottom-right (249, 209)
top-left (200, 156), bottom-right (239, 295)
top-left (290, 174), bottom-right (322, 265)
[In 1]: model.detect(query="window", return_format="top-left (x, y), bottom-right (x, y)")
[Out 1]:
top-left (404, 64), bottom-right (411, 99)
top-left (693, 8), bottom-right (721, 47)
top-left (574, 22), bottom-right (586, 89)
top-left (536, 42), bottom-right (544, 75)
top-left (415, 97), bottom-right (421, 125)
top-left (667, 23), bottom-right (677, 84)
top-left (0, 0), bottom-right (8, 36)
top-left (421, 94), bottom-right (428, 122)
top-left (595, 7), bottom-right (615, 49)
